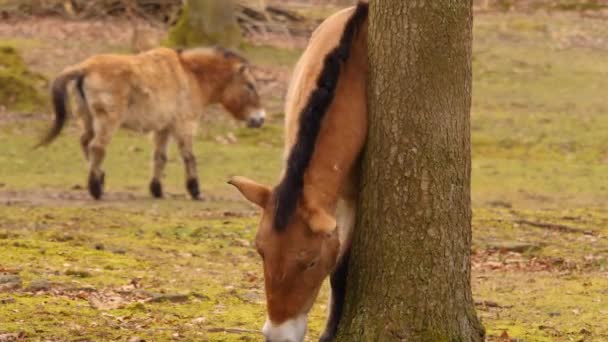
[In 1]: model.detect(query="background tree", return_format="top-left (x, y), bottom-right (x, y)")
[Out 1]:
top-left (167, 0), bottom-right (241, 48)
top-left (335, 0), bottom-right (485, 340)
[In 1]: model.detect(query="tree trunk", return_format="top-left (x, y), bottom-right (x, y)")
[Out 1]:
top-left (166, 0), bottom-right (241, 48)
top-left (334, 1), bottom-right (485, 341)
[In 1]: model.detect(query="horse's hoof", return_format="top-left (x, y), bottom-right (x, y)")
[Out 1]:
top-left (88, 171), bottom-right (105, 200)
top-left (149, 179), bottom-right (163, 198)
top-left (186, 178), bottom-right (201, 200)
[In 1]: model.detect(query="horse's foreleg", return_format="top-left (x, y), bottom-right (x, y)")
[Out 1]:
top-left (319, 250), bottom-right (350, 342)
top-left (87, 115), bottom-right (119, 200)
top-left (149, 129), bottom-right (170, 198)
top-left (319, 198), bottom-right (356, 341)
top-left (174, 128), bottom-right (200, 200)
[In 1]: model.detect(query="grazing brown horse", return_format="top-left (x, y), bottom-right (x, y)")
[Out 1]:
top-left (229, 3), bottom-right (368, 341)
top-left (38, 46), bottom-right (265, 200)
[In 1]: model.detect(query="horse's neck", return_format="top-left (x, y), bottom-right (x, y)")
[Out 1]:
top-left (195, 73), bottom-right (230, 106)
top-left (302, 41), bottom-right (368, 213)
top-left (183, 59), bottom-right (232, 106)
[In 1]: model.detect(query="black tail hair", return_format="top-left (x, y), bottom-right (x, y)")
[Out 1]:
top-left (36, 69), bottom-right (84, 148)
top-left (273, 2), bottom-right (369, 231)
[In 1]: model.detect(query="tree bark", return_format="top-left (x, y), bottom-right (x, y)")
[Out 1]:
top-left (167, 0), bottom-right (241, 48)
top-left (334, 1), bottom-right (485, 341)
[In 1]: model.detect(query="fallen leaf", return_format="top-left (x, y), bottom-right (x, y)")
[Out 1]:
top-left (192, 317), bottom-right (206, 324)
top-left (88, 294), bottom-right (127, 310)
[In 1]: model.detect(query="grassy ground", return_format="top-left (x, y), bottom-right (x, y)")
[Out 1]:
top-left (1, 10), bottom-right (608, 342)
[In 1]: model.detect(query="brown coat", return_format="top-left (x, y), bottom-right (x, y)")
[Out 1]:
top-left (39, 47), bottom-right (265, 200)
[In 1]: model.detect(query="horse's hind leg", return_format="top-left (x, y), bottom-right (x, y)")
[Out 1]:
top-left (149, 129), bottom-right (170, 198)
top-left (73, 88), bottom-right (94, 160)
top-left (80, 124), bottom-right (94, 161)
top-left (87, 114), bottom-right (119, 200)
top-left (78, 110), bottom-right (94, 161)
top-left (173, 125), bottom-right (201, 200)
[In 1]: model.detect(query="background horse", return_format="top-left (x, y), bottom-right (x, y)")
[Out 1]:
top-left (38, 46), bottom-right (265, 200)
top-left (230, 3), bottom-right (368, 342)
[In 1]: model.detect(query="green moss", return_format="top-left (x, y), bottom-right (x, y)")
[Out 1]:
top-left (0, 45), bottom-right (47, 112)
top-left (475, 273), bottom-right (608, 341)
top-left (165, 0), bottom-right (241, 48)
top-left (0, 201), bottom-right (336, 340)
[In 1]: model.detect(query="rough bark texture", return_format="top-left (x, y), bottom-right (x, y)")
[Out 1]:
top-left (166, 0), bottom-right (241, 48)
top-left (334, 1), bottom-right (485, 341)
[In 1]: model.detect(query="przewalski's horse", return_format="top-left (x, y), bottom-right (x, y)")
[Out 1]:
top-left (229, 3), bottom-right (368, 342)
top-left (38, 46), bottom-right (265, 200)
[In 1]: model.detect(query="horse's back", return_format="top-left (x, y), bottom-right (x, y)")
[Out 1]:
top-left (77, 47), bottom-right (195, 131)
top-left (81, 48), bottom-right (187, 99)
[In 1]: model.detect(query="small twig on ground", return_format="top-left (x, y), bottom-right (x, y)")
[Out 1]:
top-left (474, 300), bottom-right (513, 309)
top-left (206, 327), bottom-right (262, 335)
top-left (514, 219), bottom-right (596, 236)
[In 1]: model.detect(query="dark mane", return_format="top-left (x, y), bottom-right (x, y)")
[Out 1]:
top-left (273, 2), bottom-right (369, 231)
top-left (212, 46), bottom-right (249, 64)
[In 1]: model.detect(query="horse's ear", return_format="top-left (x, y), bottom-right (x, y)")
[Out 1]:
top-left (233, 62), bottom-right (247, 74)
top-left (228, 176), bottom-right (270, 208)
top-left (307, 207), bottom-right (337, 234)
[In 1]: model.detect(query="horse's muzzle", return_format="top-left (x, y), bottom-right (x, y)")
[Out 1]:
top-left (247, 116), bottom-right (265, 128)
top-left (262, 315), bottom-right (307, 342)
top-left (247, 109), bottom-right (266, 128)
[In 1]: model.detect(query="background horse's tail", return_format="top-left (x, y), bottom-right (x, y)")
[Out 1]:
top-left (274, 2), bottom-right (369, 230)
top-left (36, 66), bottom-right (86, 148)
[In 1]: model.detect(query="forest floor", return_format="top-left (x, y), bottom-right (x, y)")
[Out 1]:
top-left (1, 4), bottom-right (608, 342)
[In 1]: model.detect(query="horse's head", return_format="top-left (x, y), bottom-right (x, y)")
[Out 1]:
top-left (220, 62), bottom-right (265, 128)
top-left (180, 47), bottom-right (265, 128)
top-left (229, 177), bottom-right (340, 342)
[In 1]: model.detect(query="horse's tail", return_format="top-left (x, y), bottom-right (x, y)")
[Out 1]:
top-left (274, 2), bottom-right (369, 230)
top-left (36, 66), bottom-right (86, 148)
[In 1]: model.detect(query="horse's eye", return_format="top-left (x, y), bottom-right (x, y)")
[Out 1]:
top-left (305, 259), bottom-right (318, 271)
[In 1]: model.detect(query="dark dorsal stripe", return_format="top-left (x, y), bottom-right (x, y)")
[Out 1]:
top-left (212, 46), bottom-right (249, 64)
top-left (273, 2), bottom-right (369, 231)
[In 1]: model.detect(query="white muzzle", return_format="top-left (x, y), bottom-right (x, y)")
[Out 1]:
top-left (247, 109), bottom-right (266, 128)
top-left (262, 315), bottom-right (308, 342)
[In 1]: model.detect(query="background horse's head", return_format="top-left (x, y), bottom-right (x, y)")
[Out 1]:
top-left (180, 47), bottom-right (265, 128)
top-left (229, 177), bottom-right (341, 342)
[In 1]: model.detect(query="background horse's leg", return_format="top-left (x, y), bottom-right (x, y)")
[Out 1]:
top-left (87, 113), bottom-right (120, 200)
top-left (75, 99), bottom-right (94, 161)
top-left (173, 123), bottom-right (200, 200)
top-left (149, 129), bottom-right (170, 198)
